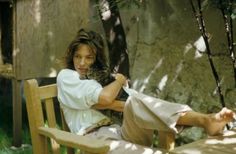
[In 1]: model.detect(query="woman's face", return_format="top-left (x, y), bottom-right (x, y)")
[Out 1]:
top-left (73, 44), bottom-right (96, 77)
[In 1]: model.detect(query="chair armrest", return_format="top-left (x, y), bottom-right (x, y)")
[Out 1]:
top-left (38, 127), bottom-right (110, 153)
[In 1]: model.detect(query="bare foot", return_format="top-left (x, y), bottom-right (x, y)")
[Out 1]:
top-left (205, 107), bottom-right (235, 136)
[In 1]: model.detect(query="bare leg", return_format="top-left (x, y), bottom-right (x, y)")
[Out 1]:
top-left (177, 107), bottom-right (235, 136)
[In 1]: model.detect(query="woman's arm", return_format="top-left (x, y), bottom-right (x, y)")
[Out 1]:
top-left (97, 73), bottom-right (127, 106)
top-left (92, 100), bottom-right (125, 112)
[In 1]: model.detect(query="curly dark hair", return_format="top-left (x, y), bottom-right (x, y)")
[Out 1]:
top-left (65, 28), bottom-right (107, 70)
top-left (64, 29), bottom-right (128, 100)
top-left (64, 29), bottom-right (114, 86)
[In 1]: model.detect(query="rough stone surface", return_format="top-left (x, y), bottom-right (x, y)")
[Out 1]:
top-left (115, 0), bottom-right (236, 143)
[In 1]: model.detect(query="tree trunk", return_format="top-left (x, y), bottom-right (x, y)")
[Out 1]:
top-left (96, 0), bottom-right (130, 78)
top-left (189, 0), bottom-right (226, 108)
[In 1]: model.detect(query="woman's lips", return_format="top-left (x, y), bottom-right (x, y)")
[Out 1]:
top-left (78, 68), bottom-right (88, 73)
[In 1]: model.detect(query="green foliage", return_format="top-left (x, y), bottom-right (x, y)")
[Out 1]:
top-left (209, 0), bottom-right (236, 15)
top-left (0, 128), bottom-right (32, 154)
top-left (232, 9), bottom-right (236, 19)
top-left (195, 0), bottom-right (236, 19)
top-left (0, 128), bottom-right (11, 149)
top-left (0, 146), bottom-right (32, 154)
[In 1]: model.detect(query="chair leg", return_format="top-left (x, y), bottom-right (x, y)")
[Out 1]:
top-left (158, 131), bottom-right (175, 151)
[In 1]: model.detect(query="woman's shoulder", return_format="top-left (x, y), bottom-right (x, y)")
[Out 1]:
top-left (57, 69), bottom-right (79, 82)
top-left (57, 69), bottom-right (101, 86)
top-left (58, 69), bottom-right (77, 77)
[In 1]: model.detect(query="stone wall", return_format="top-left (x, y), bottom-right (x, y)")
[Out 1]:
top-left (87, 0), bottom-right (236, 144)
top-left (116, 0), bottom-right (236, 111)
top-left (119, 0), bottom-right (236, 143)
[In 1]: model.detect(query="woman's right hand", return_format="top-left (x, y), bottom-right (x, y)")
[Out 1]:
top-left (114, 73), bottom-right (127, 86)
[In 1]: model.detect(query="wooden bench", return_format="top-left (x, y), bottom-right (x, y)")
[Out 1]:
top-left (170, 128), bottom-right (236, 154)
top-left (24, 79), bottom-right (175, 154)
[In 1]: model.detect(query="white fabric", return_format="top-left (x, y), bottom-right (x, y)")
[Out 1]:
top-left (57, 69), bottom-right (108, 135)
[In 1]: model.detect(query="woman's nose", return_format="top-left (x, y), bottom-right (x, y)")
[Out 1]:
top-left (79, 58), bottom-right (85, 66)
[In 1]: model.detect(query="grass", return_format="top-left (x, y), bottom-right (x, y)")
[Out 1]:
top-left (0, 79), bottom-right (32, 154)
top-left (0, 126), bottom-right (32, 154)
top-left (0, 78), bottom-right (74, 154)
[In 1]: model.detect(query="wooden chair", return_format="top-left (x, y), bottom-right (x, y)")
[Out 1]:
top-left (24, 79), bottom-right (110, 154)
top-left (24, 79), bottom-right (175, 154)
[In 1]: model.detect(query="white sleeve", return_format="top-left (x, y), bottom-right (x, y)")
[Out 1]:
top-left (57, 70), bottom-right (103, 109)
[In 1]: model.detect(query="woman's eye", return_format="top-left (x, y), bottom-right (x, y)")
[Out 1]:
top-left (87, 56), bottom-right (94, 59)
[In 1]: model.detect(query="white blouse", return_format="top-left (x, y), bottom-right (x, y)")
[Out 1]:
top-left (57, 69), bottom-right (108, 135)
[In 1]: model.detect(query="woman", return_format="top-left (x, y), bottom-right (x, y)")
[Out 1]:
top-left (57, 29), bottom-right (235, 152)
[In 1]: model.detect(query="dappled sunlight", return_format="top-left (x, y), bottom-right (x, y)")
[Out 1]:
top-left (110, 141), bottom-right (120, 150)
top-left (141, 96), bottom-right (161, 108)
top-left (153, 150), bottom-right (163, 154)
top-left (142, 148), bottom-right (155, 154)
top-left (193, 36), bottom-right (206, 59)
top-left (169, 42), bottom-right (192, 85)
top-left (153, 103), bottom-right (162, 108)
top-left (115, 17), bottom-right (121, 26)
top-left (222, 130), bottom-right (236, 136)
top-left (47, 31), bottom-right (54, 38)
top-left (213, 77), bottom-right (224, 95)
top-left (157, 75), bottom-right (168, 91)
top-left (139, 58), bottom-right (164, 92)
top-left (171, 129), bottom-right (236, 153)
top-left (47, 54), bottom-right (57, 77)
top-left (183, 43), bottom-right (193, 55)
top-left (108, 140), bottom-right (165, 153)
top-left (112, 141), bottom-right (138, 151)
top-left (127, 143), bottom-right (138, 151)
top-left (205, 137), bottom-right (236, 144)
top-left (124, 143), bottom-right (132, 149)
top-left (99, 0), bottom-right (111, 21)
top-left (30, 0), bottom-right (41, 27)
top-left (171, 60), bottom-right (183, 85)
top-left (132, 79), bottom-right (140, 90)
top-left (50, 55), bottom-right (55, 61)
top-left (170, 43), bottom-right (191, 85)
top-left (109, 28), bottom-right (116, 43)
top-left (205, 130), bottom-right (236, 145)
top-left (48, 68), bottom-right (57, 77)
top-left (13, 48), bottom-right (20, 57)
top-left (108, 127), bottom-right (119, 134)
top-left (176, 149), bottom-right (201, 154)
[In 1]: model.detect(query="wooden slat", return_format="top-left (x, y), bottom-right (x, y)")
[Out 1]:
top-left (44, 97), bottom-right (60, 154)
top-left (40, 83), bottom-right (61, 154)
top-left (45, 98), bottom-right (57, 128)
top-left (24, 79), bottom-right (48, 154)
top-left (60, 109), bottom-right (74, 154)
top-left (38, 127), bottom-right (110, 154)
top-left (39, 84), bottom-right (57, 99)
top-left (170, 129), bottom-right (236, 154)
